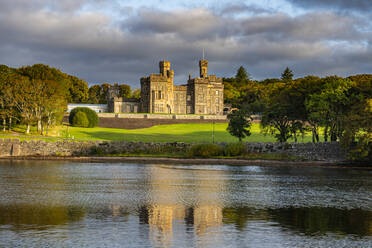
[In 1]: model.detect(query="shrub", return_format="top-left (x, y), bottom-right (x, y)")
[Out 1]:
top-left (188, 144), bottom-right (222, 158)
top-left (224, 142), bottom-right (246, 156)
top-left (90, 146), bottom-right (104, 155)
top-left (69, 107), bottom-right (98, 128)
top-left (72, 111), bottom-right (89, 127)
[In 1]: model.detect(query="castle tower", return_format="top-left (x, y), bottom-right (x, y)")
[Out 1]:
top-left (199, 60), bottom-right (208, 78)
top-left (159, 61), bottom-right (171, 77)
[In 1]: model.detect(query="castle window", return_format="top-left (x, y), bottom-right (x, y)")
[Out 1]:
top-left (158, 91), bottom-right (162, 99)
top-left (216, 90), bottom-right (219, 95)
top-left (187, 95), bottom-right (191, 101)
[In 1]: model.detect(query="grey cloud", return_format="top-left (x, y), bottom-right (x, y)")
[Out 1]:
top-left (240, 12), bottom-right (361, 42)
top-left (127, 8), bottom-right (222, 38)
top-left (0, 0), bottom-right (112, 13)
top-left (0, 1), bottom-right (371, 87)
top-left (287, 0), bottom-right (372, 12)
top-left (218, 3), bottom-right (274, 15)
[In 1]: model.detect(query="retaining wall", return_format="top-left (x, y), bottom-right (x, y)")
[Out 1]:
top-left (0, 139), bottom-right (346, 162)
top-left (97, 113), bottom-right (227, 120)
top-left (63, 114), bottom-right (228, 129)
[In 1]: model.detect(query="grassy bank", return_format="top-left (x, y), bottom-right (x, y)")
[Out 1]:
top-left (61, 123), bottom-right (316, 143)
top-left (2, 123), bottom-right (317, 143)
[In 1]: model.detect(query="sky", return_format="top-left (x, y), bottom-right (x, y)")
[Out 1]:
top-left (0, 0), bottom-right (371, 87)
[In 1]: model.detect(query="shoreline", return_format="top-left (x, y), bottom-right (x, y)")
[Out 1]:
top-left (1, 156), bottom-right (371, 169)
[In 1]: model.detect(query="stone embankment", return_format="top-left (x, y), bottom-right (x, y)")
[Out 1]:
top-left (64, 113), bottom-right (229, 129)
top-left (0, 139), bottom-right (346, 162)
top-left (96, 118), bottom-right (228, 129)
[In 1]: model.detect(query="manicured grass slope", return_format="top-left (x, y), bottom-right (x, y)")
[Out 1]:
top-left (66, 123), bottom-right (314, 143)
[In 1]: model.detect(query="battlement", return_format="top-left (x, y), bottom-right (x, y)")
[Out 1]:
top-left (174, 85), bottom-right (187, 91)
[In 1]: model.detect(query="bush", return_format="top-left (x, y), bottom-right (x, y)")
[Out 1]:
top-left (188, 144), bottom-right (222, 158)
top-left (90, 146), bottom-right (104, 155)
top-left (69, 107), bottom-right (98, 128)
top-left (224, 142), bottom-right (246, 156)
top-left (72, 111), bottom-right (89, 127)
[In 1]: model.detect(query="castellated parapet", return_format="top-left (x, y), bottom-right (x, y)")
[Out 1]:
top-left (109, 60), bottom-right (224, 115)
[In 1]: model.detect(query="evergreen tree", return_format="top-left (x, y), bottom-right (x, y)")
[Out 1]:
top-left (281, 67), bottom-right (294, 82)
top-left (235, 66), bottom-right (250, 87)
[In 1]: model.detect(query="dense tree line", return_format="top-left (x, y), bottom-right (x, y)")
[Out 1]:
top-left (225, 67), bottom-right (372, 161)
top-left (87, 83), bottom-right (140, 104)
top-left (0, 64), bottom-right (89, 134)
top-left (0, 63), bottom-right (140, 134)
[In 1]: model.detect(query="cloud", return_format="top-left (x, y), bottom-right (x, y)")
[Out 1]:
top-left (287, 0), bottom-right (372, 12)
top-left (0, 1), bottom-right (371, 87)
top-left (127, 8), bottom-right (222, 40)
top-left (218, 3), bottom-right (274, 16)
top-left (239, 12), bottom-right (362, 42)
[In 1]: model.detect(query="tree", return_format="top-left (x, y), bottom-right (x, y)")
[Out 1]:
top-left (17, 64), bottom-right (89, 104)
top-left (88, 85), bottom-right (102, 104)
top-left (131, 89), bottom-right (141, 99)
top-left (87, 83), bottom-right (112, 104)
top-left (68, 75), bottom-right (89, 103)
top-left (39, 80), bottom-right (67, 135)
top-left (292, 76), bottom-right (322, 142)
top-left (0, 66), bottom-right (10, 130)
top-left (227, 109), bottom-right (251, 141)
top-left (281, 67), bottom-right (294, 82)
top-left (236, 66), bottom-right (249, 82)
top-left (118, 84), bottom-right (131, 99)
top-left (260, 82), bottom-right (306, 143)
top-left (259, 78), bottom-right (281, 85)
top-left (223, 80), bottom-right (241, 105)
top-left (261, 102), bottom-right (292, 143)
top-left (305, 77), bottom-right (353, 142)
top-left (237, 81), bottom-right (265, 113)
top-left (235, 66), bottom-right (250, 88)
top-left (100, 83), bottom-right (111, 103)
top-left (10, 74), bottom-right (35, 134)
top-left (340, 77), bottom-right (372, 161)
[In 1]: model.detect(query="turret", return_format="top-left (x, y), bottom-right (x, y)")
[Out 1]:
top-left (159, 61), bottom-right (171, 77)
top-left (199, 60), bottom-right (208, 78)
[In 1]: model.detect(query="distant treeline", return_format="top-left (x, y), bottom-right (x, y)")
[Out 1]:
top-left (224, 66), bottom-right (371, 161)
top-left (0, 64), bottom-right (136, 134)
top-left (88, 84), bottom-right (140, 104)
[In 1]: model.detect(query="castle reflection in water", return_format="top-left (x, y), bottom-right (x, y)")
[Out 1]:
top-left (136, 165), bottom-right (225, 247)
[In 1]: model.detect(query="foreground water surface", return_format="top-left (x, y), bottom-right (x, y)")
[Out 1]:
top-left (0, 161), bottom-right (371, 248)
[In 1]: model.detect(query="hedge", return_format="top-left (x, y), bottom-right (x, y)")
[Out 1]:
top-left (72, 111), bottom-right (89, 127)
top-left (69, 107), bottom-right (98, 128)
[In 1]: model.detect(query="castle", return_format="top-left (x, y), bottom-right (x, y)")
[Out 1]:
top-left (108, 60), bottom-right (224, 115)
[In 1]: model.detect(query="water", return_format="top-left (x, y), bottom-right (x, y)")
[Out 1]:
top-left (0, 161), bottom-right (371, 248)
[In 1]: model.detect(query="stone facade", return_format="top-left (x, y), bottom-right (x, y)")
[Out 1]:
top-left (106, 83), bottom-right (141, 113)
top-left (108, 60), bottom-right (224, 114)
top-left (108, 97), bottom-right (140, 113)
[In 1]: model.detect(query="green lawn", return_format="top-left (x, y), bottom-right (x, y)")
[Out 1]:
top-left (60, 123), bottom-right (315, 143)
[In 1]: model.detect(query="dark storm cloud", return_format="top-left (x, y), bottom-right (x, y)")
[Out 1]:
top-left (287, 0), bottom-right (372, 12)
top-left (0, 1), bottom-right (371, 87)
